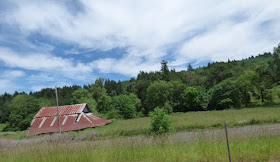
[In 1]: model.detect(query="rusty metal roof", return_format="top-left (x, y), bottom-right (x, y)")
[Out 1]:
top-left (28, 103), bottom-right (112, 136)
top-left (35, 103), bottom-right (86, 118)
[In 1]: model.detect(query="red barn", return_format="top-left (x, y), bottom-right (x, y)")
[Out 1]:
top-left (28, 103), bottom-right (112, 136)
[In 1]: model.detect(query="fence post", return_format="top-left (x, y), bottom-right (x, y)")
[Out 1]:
top-left (224, 122), bottom-right (231, 162)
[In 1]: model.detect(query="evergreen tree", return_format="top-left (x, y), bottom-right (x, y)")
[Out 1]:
top-left (161, 60), bottom-right (170, 81)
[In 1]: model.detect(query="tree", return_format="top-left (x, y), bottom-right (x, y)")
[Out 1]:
top-left (37, 97), bottom-right (55, 108)
top-left (89, 83), bottom-right (107, 101)
top-left (31, 88), bottom-right (55, 99)
top-left (8, 94), bottom-right (40, 131)
top-left (186, 64), bottom-right (195, 86)
top-left (145, 81), bottom-right (174, 113)
top-left (149, 107), bottom-right (173, 134)
top-left (272, 44), bottom-right (280, 84)
top-left (104, 79), bottom-right (118, 96)
top-left (235, 71), bottom-right (259, 107)
top-left (134, 80), bottom-right (151, 110)
top-left (96, 94), bottom-right (112, 113)
top-left (182, 87), bottom-right (199, 111)
top-left (116, 80), bottom-right (124, 95)
top-left (111, 94), bottom-right (140, 119)
top-left (0, 100), bottom-right (5, 123)
top-left (72, 88), bottom-right (97, 113)
top-left (0, 93), bottom-right (12, 123)
top-left (187, 63), bottom-right (193, 71)
top-left (128, 93), bottom-right (141, 112)
top-left (196, 86), bottom-right (209, 110)
top-left (254, 62), bottom-right (274, 102)
top-left (95, 78), bottom-right (105, 89)
top-left (169, 81), bottom-right (186, 112)
top-left (208, 79), bottom-right (241, 110)
top-left (72, 88), bottom-right (91, 104)
top-left (161, 60), bottom-right (170, 81)
top-left (126, 78), bottom-right (137, 94)
top-left (205, 62), bottom-right (240, 88)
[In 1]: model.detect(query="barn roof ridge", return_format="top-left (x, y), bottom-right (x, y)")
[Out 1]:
top-left (35, 103), bottom-right (88, 118)
top-left (43, 103), bottom-right (87, 109)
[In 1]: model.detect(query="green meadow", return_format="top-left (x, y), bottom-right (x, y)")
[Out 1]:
top-left (1, 106), bottom-right (280, 161)
top-left (72, 105), bottom-right (280, 139)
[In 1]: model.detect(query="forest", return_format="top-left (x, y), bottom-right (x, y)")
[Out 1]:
top-left (1, 43), bottom-right (280, 131)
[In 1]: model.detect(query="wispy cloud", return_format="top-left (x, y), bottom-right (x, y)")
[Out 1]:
top-left (2, 70), bottom-right (25, 78)
top-left (0, 70), bottom-right (26, 94)
top-left (0, 47), bottom-right (93, 81)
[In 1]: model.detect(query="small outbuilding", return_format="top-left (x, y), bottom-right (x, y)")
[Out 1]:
top-left (28, 103), bottom-right (112, 136)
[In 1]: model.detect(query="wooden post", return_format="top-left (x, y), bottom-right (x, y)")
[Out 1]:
top-left (224, 122), bottom-right (231, 162)
top-left (55, 86), bottom-right (61, 134)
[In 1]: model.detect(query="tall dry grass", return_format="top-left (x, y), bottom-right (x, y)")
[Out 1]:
top-left (1, 124), bottom-right (280, 161)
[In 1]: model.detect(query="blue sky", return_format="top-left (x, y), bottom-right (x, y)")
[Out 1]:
top-left (0, 0), bottom-right (280, 94)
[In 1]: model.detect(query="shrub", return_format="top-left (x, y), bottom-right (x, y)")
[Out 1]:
top-left (149, 107), bottom-right (173, 134)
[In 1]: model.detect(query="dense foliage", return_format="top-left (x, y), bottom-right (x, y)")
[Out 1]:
top-left (1, 43), bottom-right (280, 131)
top-left (149, 107), bottom-right (173, 134)
top-left (8, 94), bottom-right (40, 131)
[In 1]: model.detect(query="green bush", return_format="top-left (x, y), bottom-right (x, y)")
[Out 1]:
top-left (149, 107), bottom-right (173, 134)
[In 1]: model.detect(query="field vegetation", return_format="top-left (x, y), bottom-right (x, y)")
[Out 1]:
top-left (1, 124), bottom-right (280, 161)
top-left (69, 105), bottom-right (280, 139)
top-left (0, 104), bottom-right (280, 161)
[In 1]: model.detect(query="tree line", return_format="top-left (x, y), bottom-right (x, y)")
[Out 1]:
top-left (1, 44), bottom-right (280, 131)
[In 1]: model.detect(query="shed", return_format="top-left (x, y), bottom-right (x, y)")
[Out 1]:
top-left (28, 103), bottom-right (111, 136)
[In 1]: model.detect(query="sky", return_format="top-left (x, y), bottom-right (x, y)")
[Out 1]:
top-left (0, 0), bottom-right (280, 94)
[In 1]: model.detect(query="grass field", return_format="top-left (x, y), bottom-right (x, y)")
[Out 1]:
top-left (1, 106), bottom-right (280, 161)
top-left (71, 105), bottom-right (280, 139)
top-left (1, 124), bottom-right (280, 161)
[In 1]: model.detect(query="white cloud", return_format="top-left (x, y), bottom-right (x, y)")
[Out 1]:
top-left (91, 55), bottom-right (161, 76)
top-left (0, 79), bottom-right (19, 94)
top-left (1, 0), bottom-right (280, 76)
top-left (2, 70), bottom-right (25, 78)
top-left (28, 73), bottom-right (55, 82)
top-left (0, 70), bottom-right (26, 93)
top-left (0, 47), bottom-right (93, 81)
